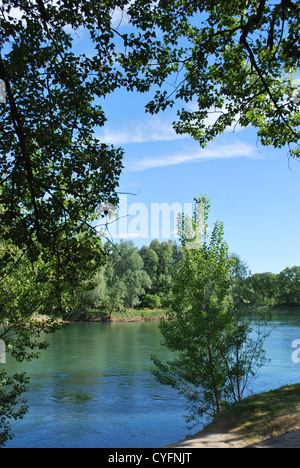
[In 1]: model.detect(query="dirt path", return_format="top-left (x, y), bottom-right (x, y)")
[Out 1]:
top-left (247, 429), bottom-right (300, 448)
top-left (166, 385), bottom-right (300, 448)
top-left (166, 431), bottom-right (244, 448)
top-left (167, 428), bottom-right (300, 448)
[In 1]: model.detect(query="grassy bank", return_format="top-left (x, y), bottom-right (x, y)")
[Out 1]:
top-left (197, 384), bottom-right (300, 446)
top-left (106, 308), bottom-right (167, 322)
top-left (77, 308), bottom-right (168, 322)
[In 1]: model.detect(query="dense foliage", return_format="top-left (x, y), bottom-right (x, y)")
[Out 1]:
top-left (244, 266), bottom-right (300, 309)
top-left (151, 196), bottom-right (270, 427)
top-left (68, 238), bottom-right (300, 320)
top-left (1, 0), bottom-right (299, 446)
top-left (70, 239), bottom-right (179, 320)
top-left (120, 0), bottom-right (300, 158)
top-left (0, 1), bottom-right (126, 271)
top-left (0, 0), bottom-right (126, 446)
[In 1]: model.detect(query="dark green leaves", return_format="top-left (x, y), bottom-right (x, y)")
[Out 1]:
top-left (0, 0), bottom-right (128, 276)
top-left (120, 0), bottom-right (300, 157)
top-left (151, 196), bottom-right (268, 426)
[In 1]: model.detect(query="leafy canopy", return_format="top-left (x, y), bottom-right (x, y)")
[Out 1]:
top-left (0, 0), bottom-right (125, 266)
top-left (118, 0), bottom-right (300, 158)
top-left (0, 0), bottom-right (128, 446)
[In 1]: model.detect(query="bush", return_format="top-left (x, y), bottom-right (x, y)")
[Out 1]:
top-left (141, 294), bottom-right (162, 309)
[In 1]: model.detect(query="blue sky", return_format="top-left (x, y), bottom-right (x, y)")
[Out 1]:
top-left (97, 86), bottom-right (300, 275)
top-left (64, 8), bottom-right (300, 275)
top-left (4, 0), bottom-right (300, 275)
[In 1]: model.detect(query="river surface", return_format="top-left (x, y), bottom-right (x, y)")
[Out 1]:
top-left (3, 312), bottom-right (300, 448)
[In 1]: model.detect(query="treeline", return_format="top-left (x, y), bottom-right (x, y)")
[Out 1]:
top-left (71, 240), bottom-right (179, 320)
top-left (69, 240), bottom-right (300, 320)
top-left (243, 267), bottom-right (300, 309)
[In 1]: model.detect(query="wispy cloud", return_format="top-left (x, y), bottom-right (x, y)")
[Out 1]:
top-left (99, 116), bottom-right (187, 145)
top-left (99, 104), bottom-right (248, 146)
top-left (127, 140), bottom-right (260, 171)
top-left (186, 102), bottom-right (244, 133)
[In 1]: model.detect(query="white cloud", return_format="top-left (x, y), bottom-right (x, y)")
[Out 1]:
top-left (292, 78), bottom-right (300, 104)
top-left (110, 6), bottom-right (131, 29)
top-left (99, 116), bottom-right (187, 145)
top-left (127, 140), bottom-right (260, 171)
top-left (99, 104), bottom-right (247, 146)
top-left (110, 0), bottom-right (138, 28)
top-left (186, 102), bottom-right (243, 133)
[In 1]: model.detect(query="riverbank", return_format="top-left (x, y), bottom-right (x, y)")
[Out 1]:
top-left (58, 306), bottom-right (300, 324)
top-left (71, 308), bottom-right (167, 323)
top-left (168, 384), bottom-right (300, 448)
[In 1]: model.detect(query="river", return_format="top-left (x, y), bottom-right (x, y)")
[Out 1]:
top-left (3, 312), bottom-right (300, 448)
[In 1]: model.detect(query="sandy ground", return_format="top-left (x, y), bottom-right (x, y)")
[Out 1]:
top-left (167, 428), bottom-right (300, 449)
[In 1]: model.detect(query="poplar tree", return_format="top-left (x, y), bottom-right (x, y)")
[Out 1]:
top-left (152, 197), bottom-right (267, 427)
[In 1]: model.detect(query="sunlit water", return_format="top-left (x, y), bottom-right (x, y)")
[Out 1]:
top-left (3, 312), bottom-right (300, 448)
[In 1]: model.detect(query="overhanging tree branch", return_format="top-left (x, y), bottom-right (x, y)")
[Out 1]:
top-left (0, 52), bottom-right (41, 239)
top-left (240, 36), bottom-right (300, 146)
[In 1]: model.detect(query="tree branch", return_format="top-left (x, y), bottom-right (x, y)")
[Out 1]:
top-left (35, 0), bottom-right (79, 140)
top-left (240, 0), bottom-right (266, 44)
top-left (241, 39), bottom-right (298, 140)
top-left (0, 52), bottom-right (41, 239)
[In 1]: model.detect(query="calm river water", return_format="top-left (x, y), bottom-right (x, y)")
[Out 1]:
top-left (3, 312), bottom-right (300, 448)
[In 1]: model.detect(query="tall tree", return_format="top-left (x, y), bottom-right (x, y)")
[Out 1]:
top-left (277, 266), bottom-right (300, 307)
top-left (152, 196), bottom-right (268, 427)
top-left (247, 272), bottom-right (279, 307)
top-left (0, 0), bottom-right (126, 446)
top-left (108, 241), bottom-right (151, 309)
top-left (141, 240), bottom-right (178, 305)
top-left (0, 0), bottom-right (124, 266)
top-left (139, 244), bottom-right (159, 286)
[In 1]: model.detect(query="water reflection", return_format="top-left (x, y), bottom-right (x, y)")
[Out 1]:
top-left (3, 322), bottom-right (187, 448)
top-left (3, 315), bottom-right (300, 448)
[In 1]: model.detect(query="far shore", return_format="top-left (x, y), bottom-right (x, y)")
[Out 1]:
top-left (68, 308), bottom-right (168, 323)
top-left (38, 306), bottom-right (300, 325)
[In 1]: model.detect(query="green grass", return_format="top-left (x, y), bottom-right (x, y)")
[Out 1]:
top-left (85, 307), bottom-right (167, 322)
top-left (200, 384), bottom-right (300, 446)
top-left (109, 308), bottom-right (167, 322)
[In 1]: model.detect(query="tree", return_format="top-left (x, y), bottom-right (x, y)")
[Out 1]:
top-left (0, 238), bottom-right (65, 446)
top-left (0, 0), bottom-right (124, 269)
top-left (0, 1), bottom-right (126, 445)
top-left (0, 0), bottom-right (128, 326)
top-left (152, 196), bottom-right (268, 427)
top-left (0, 372), bottom-right (29, 447)
top-left (229, 254), bottom-right (253, 313)
top-left (141, 294), bottom-right (162, 309)
top-left (69, 269), bottom-right (109, 320)
top-left (139, 244), bottom-right (159, 288)
top-left (247, 272), bottom-right (279, 307)
top-left (119, 0), bottom-right (300, 158)
top-left (277, 266), bottom-right (300, 307)
top-left (140, 240), bottom-right (179, 305)
top-left (107, 241), bottom-right (151, 309)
